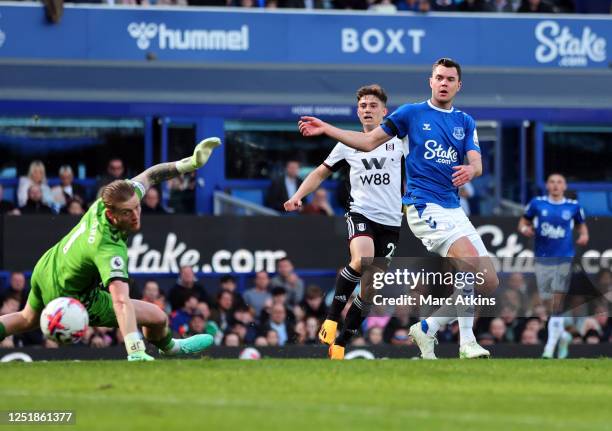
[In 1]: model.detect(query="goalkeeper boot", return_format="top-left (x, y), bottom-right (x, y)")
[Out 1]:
top-left (409, 322), bottom-right (438, 359)
top-left (318, 319), bottom-right (338, 345)
top-left (177, 334), bottom-right (214, 355)
top-left (328, 344), bottom-right (345, 360)
top-left (162, 334), bottom-right (214, 356)
top-left (557, 332), bottom-right (572, 359)
top-left (459, 341), bottom-right (491, 359)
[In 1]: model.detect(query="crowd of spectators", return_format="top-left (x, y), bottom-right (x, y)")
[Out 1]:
top-left (57, 0), bottom-right (611, 13)
top-left (0, 159), bottom-right (193, 217)
top-left (1, 259), bottom-right (610, 351)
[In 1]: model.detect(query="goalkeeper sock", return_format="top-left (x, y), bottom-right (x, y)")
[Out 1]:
top-left (335, 295), bottom-right (369, 347)
top-left (0, 322), bottom-right (6, 342)
top-left (327, 266), bottom-right (361, 322)
top-left (150, 329), bottom-right (179, 354)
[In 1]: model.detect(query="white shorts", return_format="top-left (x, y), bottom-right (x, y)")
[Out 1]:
top-left (405, 203), bottom-right (488, 257)
top-left (534, 261), bottom-right (572, 301)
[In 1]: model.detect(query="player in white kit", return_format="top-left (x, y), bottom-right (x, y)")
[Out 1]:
top-left (285, 85), bottom-right (406, 359)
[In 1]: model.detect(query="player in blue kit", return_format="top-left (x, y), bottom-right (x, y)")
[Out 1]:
top-left (518, 173), bottom-right (589, 359)
top-left (299, 58), bottom-right (498, 359)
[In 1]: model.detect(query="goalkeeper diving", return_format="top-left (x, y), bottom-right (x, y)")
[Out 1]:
top-left (0, 138), bottom-right (221, 361)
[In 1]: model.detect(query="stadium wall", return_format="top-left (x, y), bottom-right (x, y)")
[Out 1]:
top-left (2, 215), bottom-right (611, 273)
top-left (1, 344), bottom-right (611, 361)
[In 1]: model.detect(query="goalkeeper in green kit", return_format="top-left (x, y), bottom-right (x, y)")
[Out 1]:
top-left (0, 138), bottom-right (221, 361)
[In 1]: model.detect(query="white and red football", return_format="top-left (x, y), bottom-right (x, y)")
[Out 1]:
top-left (40, 297), bottom-right (89, 344)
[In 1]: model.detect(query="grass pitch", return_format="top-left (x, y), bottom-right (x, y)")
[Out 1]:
top-left (1, 359), bottom-right (611, 431)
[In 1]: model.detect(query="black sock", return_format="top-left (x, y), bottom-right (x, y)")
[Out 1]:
top-left (336, 296), bottom-right (369, 347)
top-left (327, 266), bottom-right (361, 322)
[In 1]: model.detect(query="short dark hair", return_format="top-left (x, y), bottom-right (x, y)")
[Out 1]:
top-left (547, 172), bottom-right (566, 182)
top-left (220, 275), bottom-right (236, 284)
top-left (356, 84), bottom-right (388, 105)
top-left (432, 58), bottom-right (462, 81)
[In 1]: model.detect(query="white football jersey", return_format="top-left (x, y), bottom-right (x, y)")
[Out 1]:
top-left (323, 137), bottom-right (407, 227)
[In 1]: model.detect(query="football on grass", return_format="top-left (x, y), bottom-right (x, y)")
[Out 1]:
top-left (40, 297), bottom-right (89, 344)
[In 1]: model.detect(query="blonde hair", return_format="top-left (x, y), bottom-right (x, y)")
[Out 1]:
top-left (27, 160), bottom-right (47, 183)
top-left (101, 180), bottom-right (135, 211)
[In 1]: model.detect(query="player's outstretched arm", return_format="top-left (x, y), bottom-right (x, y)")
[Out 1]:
top-left (284, 164), bottom-right (332, 212)
top-left (299, 116), bottom-right (390, 152)
top-left (109, 280), bottom-right (153, 361)
top-left (131, 137), bottom-right (221, 192)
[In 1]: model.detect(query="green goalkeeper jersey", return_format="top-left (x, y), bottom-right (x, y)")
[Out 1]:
top-left (28, 181), bottom-right (144, 310)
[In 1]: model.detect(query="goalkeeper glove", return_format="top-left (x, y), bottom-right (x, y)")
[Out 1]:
top-left (176, 137), bottom-right (221, 174)
top-left (125, 332), bottom-right (154, 361)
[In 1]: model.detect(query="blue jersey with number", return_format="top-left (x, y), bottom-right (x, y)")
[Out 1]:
top-left (523, 196), bottom-right (585, 258)
top-left (380, 100), bottom-right (480, 212)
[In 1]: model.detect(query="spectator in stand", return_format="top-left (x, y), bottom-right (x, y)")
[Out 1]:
top-left (550, 0), bottom-right (574, 12)
top-left (169, 294), bottom-right (200, 337)
top-left (486, 0), bottom-right (518, 10)
top-left (520, 328), bottom-right (540, 344)
top-left (260, 303), bottom-right (296, 346)
top-left (141, 187), bottom-right (169, 214)
top-left (300, 285), bottom-right (327, 320)
top-left (301, 188), bottom-right (335, 216)
top-left (243, 271), bottom-right (272, 317)
top-left (232, 306), bottom-right (258, 344)
top-left (265, 160), bottom-right (303, 212)
top-left (489, 317), bottom-right (511, 343)
top-left (499, 305), bottom-right (521, 342)
top-left (366, 326), bottom-right (384, 345)
top-left (97, 158), bottom-right (125, 191)
top-left (66, 199), bottom-right (85, 216)
top-left (458, 0), bottom-right (489, 10)
top-left (518, 0), bottom-right (554, 12)
top-left (333, 0), bottom-right (369, 8)
top-left (223, 333), bottom-right (241, 347)
top-left (186, 310), bottom-right (220, 339)
top-left (431, 0), bottom-right (462, 10)
top-left (1, 272), bottom-right (27, 307)
top-left (0, 184), bottom-right (19, 215)
top-left (218, 275), bottom-right (246, 309)
top-left (141, 280), bottom-right (167, 312)
top-left (168, 265), bottom-right (210, 311)
top-left (51, 165), bottom-right (86, 211)
top-left (304, 316), bottom-right (320, 344)
top-left (395, 0), bottom-right (423, 10)
top-left (266, 329), bottom-right (280, 346)
top-left (390, 328), bottom-right (412, 346)
top-left (261, 287), bottom-right (296, 325)
top-left (212, 290), bottom-right (235, 333)
top-left (270, 257), bottom-right (305, 306)
top-left (369, 0), bottom-right (398, 12)
top-left (17, 160), bottom-right (53, 208)
top-left (167, 172), bottom-right (196, 214)
top-left (19, 185), bottom-right (53, 215)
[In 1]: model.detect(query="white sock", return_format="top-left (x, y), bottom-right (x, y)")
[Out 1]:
top-left (457, 285), bottom-right (476, 345)
top-left (544, 316), bottom-right (564, 352)
top-left (425, 316), bottom-right (452, 337)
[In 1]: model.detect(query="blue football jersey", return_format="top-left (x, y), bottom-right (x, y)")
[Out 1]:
top-left (381, 100), bottom-right (480, 211)
top-left (524, 196), bottom-right (586, 258)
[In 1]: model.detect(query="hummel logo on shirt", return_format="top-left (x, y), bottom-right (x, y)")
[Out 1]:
top-left (423, 123), bottom-right (431, 131)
